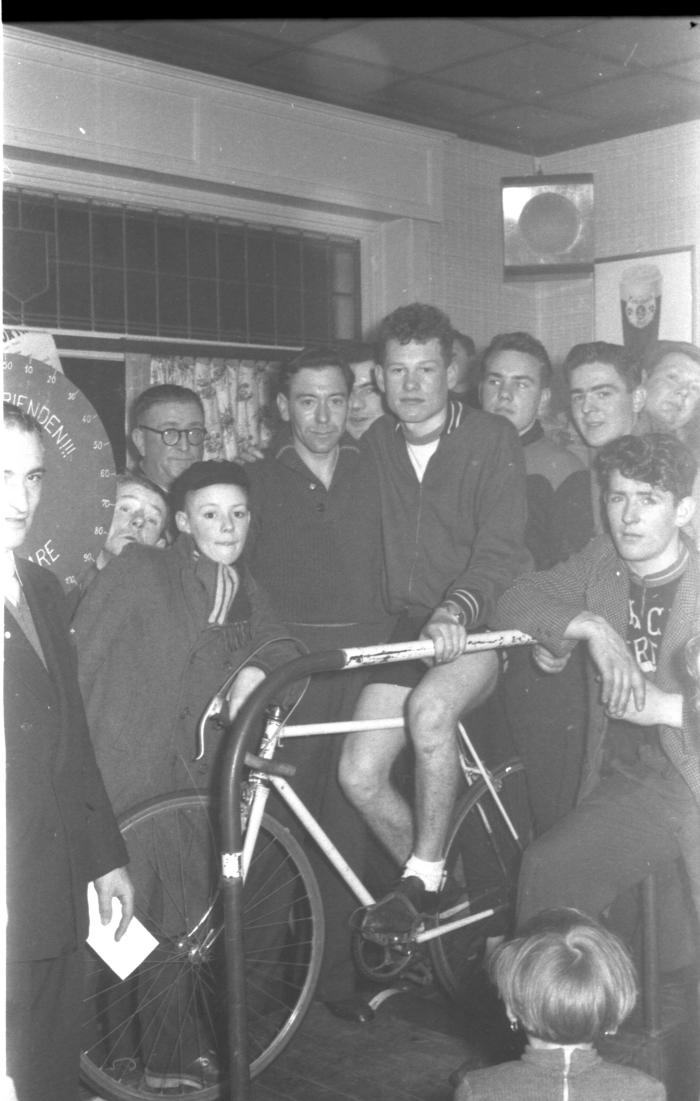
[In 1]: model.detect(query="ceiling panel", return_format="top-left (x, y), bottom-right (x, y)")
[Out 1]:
top-left (672, 58), bottom-right (700, 82)
top-left (123, 24), bottom-right (290, 69)
top-left (253, 48), bottom-right (402, 94)
top-left (438, 41), bottom-right (623, 99)
top-left (233, 19), bottom-right (365, 46)
top-left (475, 17), bottom-right (598, 40)
top-left (372, 78), bottom-right (506, 119)
top-left (474, 104), bottom-right (597, 145)
top-left (310, 18), bottom-right (525, 72)
top-left (556, 71), bottom-right (700, 123)
top-left (8, 18), bottom-right (700, 155)
top-left (551, 16), bottom-right (700, 67)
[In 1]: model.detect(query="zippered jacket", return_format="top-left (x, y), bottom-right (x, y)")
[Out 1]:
top-left (362, 401), bottom-right (531, 626)
top-left (454, 1043), bottom-right (666, 1100)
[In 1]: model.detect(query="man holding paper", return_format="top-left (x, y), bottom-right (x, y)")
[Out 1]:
top-left (3, 403), bottom-right (134, 1101)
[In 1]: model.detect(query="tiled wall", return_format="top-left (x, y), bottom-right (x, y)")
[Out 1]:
top-left (438, 120), bottom-right (700, 370)
top-left (439, 139), bottom-right (534, 348)
top-left (539, 120), bottom-right (700, 364)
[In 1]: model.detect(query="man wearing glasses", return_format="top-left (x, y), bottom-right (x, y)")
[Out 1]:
top-left (129, 383), bottom-right (206, 539)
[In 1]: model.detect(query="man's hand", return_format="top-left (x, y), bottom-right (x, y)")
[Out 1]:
top-left (93, 866), bottom-right (134, 941)
top-left (532, 644), bottom-right (571, 674)
top-left (226, 665), bottom-right (266, 721)
top-left (421, 606), bottom-right (468, 664)
top-left (564, 612), bottom-right (646, 716)
top-left (615, 681), bottom-right (683, 727)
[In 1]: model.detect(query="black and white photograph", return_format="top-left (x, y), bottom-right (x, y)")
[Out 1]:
top-left (3, 18), bottom-right (700, 1101)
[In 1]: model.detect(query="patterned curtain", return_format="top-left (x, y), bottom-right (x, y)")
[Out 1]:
top-left (126, 354), bottom-right (283, 462)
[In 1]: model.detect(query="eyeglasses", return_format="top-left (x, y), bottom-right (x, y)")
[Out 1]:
top-left (138, 425), bottom-right (206, 447)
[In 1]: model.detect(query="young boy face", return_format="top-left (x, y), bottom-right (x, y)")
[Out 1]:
top-left (175, 483), bottom-right (251, 566)
top-left (104, 481), bottom-right (168, 557)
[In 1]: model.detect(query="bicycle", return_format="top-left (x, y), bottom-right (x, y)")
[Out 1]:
top-left (80, 630), bottom-right (533, 1101)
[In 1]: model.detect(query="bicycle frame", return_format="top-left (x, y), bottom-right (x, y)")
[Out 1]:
top-left (219, 629), bottom-right (532, 1101)
top-left (240, 713), bottom-right (522, 918)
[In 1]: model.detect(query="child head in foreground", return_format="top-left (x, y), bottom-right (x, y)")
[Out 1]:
top-left (489, 907), bottom-right (637, 1047)
top-left (171, 460), bottom-right (251, 567)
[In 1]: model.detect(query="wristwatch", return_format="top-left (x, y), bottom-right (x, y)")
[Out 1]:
top-left (440, 601), bottom-right (467, 627)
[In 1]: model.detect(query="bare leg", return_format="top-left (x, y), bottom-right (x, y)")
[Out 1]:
top-left (340, 652), bottom-right (498, 868)
top-left (339, 683), bottom-right (412, 865)
top-left (408, 650), bottom-right (498, 862)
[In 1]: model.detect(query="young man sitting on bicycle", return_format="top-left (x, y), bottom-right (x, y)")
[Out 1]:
top-left (492, 433), bottom-right (700, 936)
top-left (339, 303), bottom-right (531, 938)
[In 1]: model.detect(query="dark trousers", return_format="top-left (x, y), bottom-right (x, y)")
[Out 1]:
top-left (516, 763), bottom-right (700, 944)
top-left (6, 950), bottom-right (85, 1101)
top-left (501, 647), bottom-right (587, 837)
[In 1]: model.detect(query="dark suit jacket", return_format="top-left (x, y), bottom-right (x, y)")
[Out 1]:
top-left (4, 556), bottom-right (127, 961)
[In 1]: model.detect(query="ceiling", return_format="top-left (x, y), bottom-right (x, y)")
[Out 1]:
top-left (10, 17), bottom-right (700, 156)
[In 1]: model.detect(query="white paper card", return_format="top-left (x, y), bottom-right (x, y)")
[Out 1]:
top-left (86, 883), bottom-right (159, 980)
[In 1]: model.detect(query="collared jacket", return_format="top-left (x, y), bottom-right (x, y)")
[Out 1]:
top-left (5, 557), bottom-right (127, 960)
top-left (361, 401), bottom-right (531, 626)
top-left (454, 1043), bottom-right (665, 1100)
top-left (73, 535), bottom-right (297, 813)
top-left (493, 534), bottom-right (700, 804)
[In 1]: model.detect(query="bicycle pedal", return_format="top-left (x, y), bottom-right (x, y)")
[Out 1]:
top-left (349, 905), bottom-right (422, 946)
top-left (360, 926), bottom-right (419, 948)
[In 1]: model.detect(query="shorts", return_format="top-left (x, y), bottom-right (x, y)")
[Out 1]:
top-left (365, 611), bottom-right (430, 690)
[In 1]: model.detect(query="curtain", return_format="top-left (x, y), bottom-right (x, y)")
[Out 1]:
top-left (126, 354), bottom-right (283, 462)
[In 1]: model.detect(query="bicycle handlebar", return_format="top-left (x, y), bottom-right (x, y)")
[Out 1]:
top-left (339, 628), bottom-right (533, 668)
top-left (196, 629), bottom-right (533, 761)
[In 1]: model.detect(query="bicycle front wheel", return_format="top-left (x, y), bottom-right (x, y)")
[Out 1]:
top-left (80, 792), bottom-right (324, 1100)
top-left (429, 759), bottom-right (531, 1000)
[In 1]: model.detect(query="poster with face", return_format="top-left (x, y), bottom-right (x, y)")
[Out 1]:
top-left (594, 247), bottom-right (695, 354)
top-left (619, 263), bottom-right (662, 356)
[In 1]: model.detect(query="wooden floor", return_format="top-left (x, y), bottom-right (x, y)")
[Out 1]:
top-left (251, 975), bottom-right (700, 1101)
top-left (83, 970), bottom-right (699, 1101)
top-left (251, 999), bottom-right (475, 1101)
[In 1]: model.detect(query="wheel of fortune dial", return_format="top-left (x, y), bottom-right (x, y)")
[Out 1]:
top-left (3, 353), bottom-right (117, 594)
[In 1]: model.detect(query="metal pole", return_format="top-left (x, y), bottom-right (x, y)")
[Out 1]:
top-left (219, 648), bottom-right (346, 1100)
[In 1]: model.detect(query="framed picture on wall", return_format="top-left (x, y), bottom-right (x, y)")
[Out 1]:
top-left (594, 246), bottom-right (695, 358)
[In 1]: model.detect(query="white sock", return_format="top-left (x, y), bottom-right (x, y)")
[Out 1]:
top-left (403, 855), bottom-right (445, 893)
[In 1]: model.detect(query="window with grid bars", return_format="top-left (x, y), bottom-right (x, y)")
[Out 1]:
top-left (3, 190), bottom-right (361, 345)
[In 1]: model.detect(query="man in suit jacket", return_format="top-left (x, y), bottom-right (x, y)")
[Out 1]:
top-left (4, 402), bottom-right (134, 1101)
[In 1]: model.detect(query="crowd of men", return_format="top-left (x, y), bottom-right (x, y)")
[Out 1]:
top-left (5, 303), bottom-right (700, 1097)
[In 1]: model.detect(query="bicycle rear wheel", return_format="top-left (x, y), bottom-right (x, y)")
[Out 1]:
top-left (429, 759), bottom-right (531, 1000)
top-left (80, 792), bottom-right (324, 1100)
